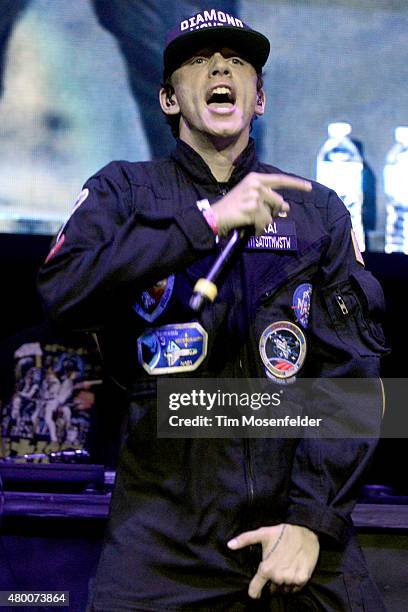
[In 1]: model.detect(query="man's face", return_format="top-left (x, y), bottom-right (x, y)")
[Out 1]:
top-left (160, 47), bottom-right (265, 144)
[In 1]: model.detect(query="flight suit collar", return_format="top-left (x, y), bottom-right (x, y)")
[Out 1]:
top-left (171, 137), bottom-right (259, 189)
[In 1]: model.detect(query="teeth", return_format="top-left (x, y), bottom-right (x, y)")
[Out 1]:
top-left (212, 87), bottom-right (231, 95)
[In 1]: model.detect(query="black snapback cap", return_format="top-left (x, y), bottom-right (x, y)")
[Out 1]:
top-left (163, 9), bottom-right (270, 79)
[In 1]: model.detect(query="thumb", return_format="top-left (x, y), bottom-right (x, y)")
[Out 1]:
top-left (227, 528), bottom-right (265, 550)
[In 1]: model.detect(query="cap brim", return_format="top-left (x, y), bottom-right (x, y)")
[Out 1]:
top-left (163, 27), bottom-right (270, 79)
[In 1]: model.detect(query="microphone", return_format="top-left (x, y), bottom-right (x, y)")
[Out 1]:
top-left (189, 227), bottom-right (251, 312)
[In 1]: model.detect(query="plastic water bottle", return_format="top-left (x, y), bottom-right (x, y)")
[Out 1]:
top-left (383, 126), bottom-right (408, 254)
top-left (316, 122), bottom-right (365, 251)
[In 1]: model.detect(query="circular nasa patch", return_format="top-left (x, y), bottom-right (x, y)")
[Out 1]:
top-left (259, 321), bottom-right (306, 380)
top-left (292, 283), bottom-right (312, 328)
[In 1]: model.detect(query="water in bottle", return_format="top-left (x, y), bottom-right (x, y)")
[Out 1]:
top-left (383, 126), bottom-right (408, 254)
top-left (316, 122), bottom-right (365, 251)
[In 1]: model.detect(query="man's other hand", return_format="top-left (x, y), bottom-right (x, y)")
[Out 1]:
top-left (227, 523), bottom-right (319, 598)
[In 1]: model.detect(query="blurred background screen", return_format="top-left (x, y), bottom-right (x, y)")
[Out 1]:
top-left (0, 0), bottom-right (407, 253)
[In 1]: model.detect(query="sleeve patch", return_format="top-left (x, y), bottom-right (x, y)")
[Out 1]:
top-left (45, 233), bottom-right (65, 263)
top-left (56, 188), bottom-right (89, 242)
top-left (351, 229), bottom-right (365, 266)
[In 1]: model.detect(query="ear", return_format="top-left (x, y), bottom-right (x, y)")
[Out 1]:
top-left (254, 88), bottom-right (266, 117)
top-left (159, 87), bottom-right (180, 115)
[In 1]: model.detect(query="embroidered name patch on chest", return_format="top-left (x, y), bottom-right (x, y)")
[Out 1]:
top-left (246, 219), bottom-right (297, 251)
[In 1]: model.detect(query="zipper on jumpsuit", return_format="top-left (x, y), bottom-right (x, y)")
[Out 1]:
top-left (215, 184), bottom-right (317, 572)
top-left (242, 254), bottom-right (317, 572)
top-left (216, 183), bottom-right (258, 568)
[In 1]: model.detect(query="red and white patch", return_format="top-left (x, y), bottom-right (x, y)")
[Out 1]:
top-left (45, 234), bottom-right (65, 263)
top-left (55, 188), bottom-right (89, 242)
top-left (351, 229), bottom-right (365, 266)
top-left (133, 276), bottom-right (175, 322)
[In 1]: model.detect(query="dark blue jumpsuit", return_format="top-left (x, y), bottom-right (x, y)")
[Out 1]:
top-left (38, 139), bottom-right (388, 611)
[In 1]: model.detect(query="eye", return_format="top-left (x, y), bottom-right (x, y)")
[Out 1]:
top-left (191, 56), bottom-right (207, 65)
top-left (231, 57), bottom-right (244, 65)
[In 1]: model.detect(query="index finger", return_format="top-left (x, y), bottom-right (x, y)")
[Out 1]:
top-left (259, 174), bottom-right (312, 192)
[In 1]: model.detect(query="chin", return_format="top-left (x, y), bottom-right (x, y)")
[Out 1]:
top-left (206, 123), bottom-right (242, 138)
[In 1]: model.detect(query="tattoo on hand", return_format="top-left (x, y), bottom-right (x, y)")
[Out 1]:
top-left (263, 525), bottom-right (286, 561)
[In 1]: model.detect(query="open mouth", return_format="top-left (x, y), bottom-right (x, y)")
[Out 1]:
top-left (206, 86), bottom-right (236, 108)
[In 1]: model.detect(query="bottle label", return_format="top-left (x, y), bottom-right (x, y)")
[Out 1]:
top-left (316, 161), bottom-right (363, 204)
top-left (384, 163), bottom-right (408, 204)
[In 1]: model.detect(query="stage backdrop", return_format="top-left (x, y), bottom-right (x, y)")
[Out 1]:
top-left (0, 0), bottom-right (407, 251)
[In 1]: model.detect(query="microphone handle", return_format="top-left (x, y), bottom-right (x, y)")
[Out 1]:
top-left (189, 228), bottom-right (250, 312)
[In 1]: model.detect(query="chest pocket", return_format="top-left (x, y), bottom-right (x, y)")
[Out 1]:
top-left (323, 269), bottom-right (389, 357)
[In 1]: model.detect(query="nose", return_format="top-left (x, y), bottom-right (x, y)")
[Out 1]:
top-left (208, 53), bottom-right (231, 77)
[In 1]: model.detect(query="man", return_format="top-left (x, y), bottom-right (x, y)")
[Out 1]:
top-left (38, 9), bottom-right (388, 611)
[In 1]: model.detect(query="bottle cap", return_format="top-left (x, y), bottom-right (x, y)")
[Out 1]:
top-left (395, 126), bottom-right (408, 145)
top-left (328, 122), bottom-right (352, 139)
